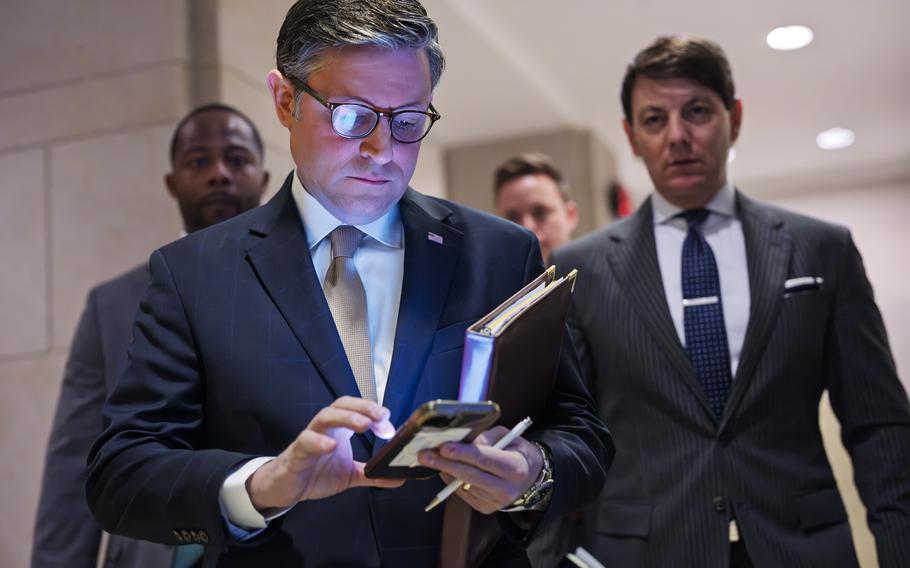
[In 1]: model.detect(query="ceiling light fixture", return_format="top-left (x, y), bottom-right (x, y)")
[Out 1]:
top-left (766, 25), bottom-right (814, 51)
top-left (816, 127), bottom-right (855, 150)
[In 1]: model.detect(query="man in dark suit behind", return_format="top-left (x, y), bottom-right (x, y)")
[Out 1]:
top-left (32, 104), bottom-right (270, 568)
top-left (494, 153), bottom-right (579, 265)
top-left (551, 36), bottom-right (910, 567)
top-left (492, 154), bottom-right (583, 568)
top-left (85, 1), bottom-right (613, 566)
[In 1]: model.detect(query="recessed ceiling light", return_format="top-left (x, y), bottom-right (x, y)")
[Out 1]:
top-left (766, 25), bottom-right (814, 51)
top-left (816, 127), bottom-right (855, 150)
top-left (727, 148), bottom-right (736, 163)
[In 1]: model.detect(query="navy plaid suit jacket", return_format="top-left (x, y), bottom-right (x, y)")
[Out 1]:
top-left (86, 173), bottom-right (613, 567)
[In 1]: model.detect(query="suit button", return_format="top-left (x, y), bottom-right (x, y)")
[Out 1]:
top-left (180, 529), bottom-right (193, 542)
top-left (198, 530), bottom-right (209, 544)
top-left (712, 496), bottom-right (727, 513)
top-left (173, 529), bottom-right (184, 543)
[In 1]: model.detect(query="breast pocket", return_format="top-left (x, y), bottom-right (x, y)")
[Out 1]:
top-left (782, 287), bottom-right (829, 321)
top-left (419, 320), bottom-right (476, 401)
top-left (796, 487), bottom-right (848, 531)
top-left (596, 499), bottom-right (652, 538)
top-left (430, 319), bottom-right (475, 355)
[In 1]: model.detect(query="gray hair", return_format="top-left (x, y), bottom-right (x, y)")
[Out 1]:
top-left (277, 0), bottom-right (445, 115)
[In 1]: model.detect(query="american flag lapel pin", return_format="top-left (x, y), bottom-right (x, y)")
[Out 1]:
top-left (427, 232), bottom-right (443, 245)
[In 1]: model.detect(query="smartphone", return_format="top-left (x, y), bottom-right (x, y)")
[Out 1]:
top-left (364, 400), bottom-right (500, 479)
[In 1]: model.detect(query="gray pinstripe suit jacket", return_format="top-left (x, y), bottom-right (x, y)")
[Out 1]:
top-left (551, 191), bottom-right (910, 568)
top-left (33, 265), bottom-right (175, 568)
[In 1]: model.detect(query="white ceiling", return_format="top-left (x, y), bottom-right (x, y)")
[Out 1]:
top-left (421, 0), bottom-right (910, 197)
top-left (245, 0), bottom-right (910, 199)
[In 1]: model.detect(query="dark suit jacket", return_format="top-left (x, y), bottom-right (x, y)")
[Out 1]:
top-left (86, 174), bottom-right (613, 567)
top-left (551, 191), bottom-right (910, 568)
top-left (33, 266), bottom-right (175, 568)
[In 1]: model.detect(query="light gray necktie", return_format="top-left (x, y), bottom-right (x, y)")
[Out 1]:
top-left (324, 225), bottom-right (378, 402)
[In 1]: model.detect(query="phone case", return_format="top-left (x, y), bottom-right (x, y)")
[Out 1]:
top-left (364, 400), bottom-right (500, 478)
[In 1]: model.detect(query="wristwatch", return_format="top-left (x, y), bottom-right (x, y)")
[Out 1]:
top-left (500, 441), bottom-right (554, 512)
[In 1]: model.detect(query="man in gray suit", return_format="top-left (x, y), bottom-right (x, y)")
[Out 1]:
top-left (551, 36), bottom-right (910, 567)
top-left (32, 104), bottom-right (270, 568)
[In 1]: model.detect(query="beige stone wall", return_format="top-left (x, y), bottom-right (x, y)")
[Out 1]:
top-left (207, 0), bottom-right (297, 198)
top-left (0, 2), bottom-right (191, 565)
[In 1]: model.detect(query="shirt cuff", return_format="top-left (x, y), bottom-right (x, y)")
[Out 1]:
top-left (219, 456), bottom-right (293, 531)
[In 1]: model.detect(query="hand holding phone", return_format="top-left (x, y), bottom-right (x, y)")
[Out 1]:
top-left (364, 400), bottom-right (500, 479)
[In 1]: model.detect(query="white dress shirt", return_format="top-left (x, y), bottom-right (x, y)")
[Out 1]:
top-left (652, 182), bottom-right (750, 377)
top-left (220, 172), bottom-right (405, 531)
top-left (291, 172), bottom-right (405, 405)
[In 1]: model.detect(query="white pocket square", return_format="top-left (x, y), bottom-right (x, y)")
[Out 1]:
top-left (784, 276), bottom-right (823, 291)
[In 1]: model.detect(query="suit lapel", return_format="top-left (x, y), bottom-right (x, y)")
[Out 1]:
top-left (381, 189), bottom-right (462, 429)
top-left (245, 182), bottom-right (463, 452)
top-left (607, 200), bottom-right (716, 419)
top-left (244, 175), bottom-right (364, 408)
top-left (720, 191), bottom-right (791, 429)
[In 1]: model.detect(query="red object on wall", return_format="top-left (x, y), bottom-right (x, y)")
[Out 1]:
top-left (608, 181), bottom-right (633, 219)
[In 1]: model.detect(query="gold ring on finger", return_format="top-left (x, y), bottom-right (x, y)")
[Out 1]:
top-left (462, 483), bottom-right (472, 491)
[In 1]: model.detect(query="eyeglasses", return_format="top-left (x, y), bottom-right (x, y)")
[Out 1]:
top-left (294, 81), bottom-right (441, 144)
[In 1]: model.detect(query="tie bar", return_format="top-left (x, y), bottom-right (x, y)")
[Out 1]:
top-left (682, 296), bottom-right (719, 307)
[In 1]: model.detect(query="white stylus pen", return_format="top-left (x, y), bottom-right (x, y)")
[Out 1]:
top-left (424, 416), bottom-right (533, 512)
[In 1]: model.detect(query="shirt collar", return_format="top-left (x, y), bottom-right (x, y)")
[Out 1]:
top-left (652, 181), bottom-right (736, 226)
top-left (291, 171), bottom-right (403, 250)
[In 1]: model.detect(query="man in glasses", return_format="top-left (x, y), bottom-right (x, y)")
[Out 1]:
top-left (86, 1), bottom-right (613, 566)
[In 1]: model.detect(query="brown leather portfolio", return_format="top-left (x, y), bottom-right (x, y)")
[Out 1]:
top-left (438, 266), bottom-right (578, 568)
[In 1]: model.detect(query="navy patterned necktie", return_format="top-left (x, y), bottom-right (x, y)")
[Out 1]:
top-left (681, 208), bottom-right (732, 418)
